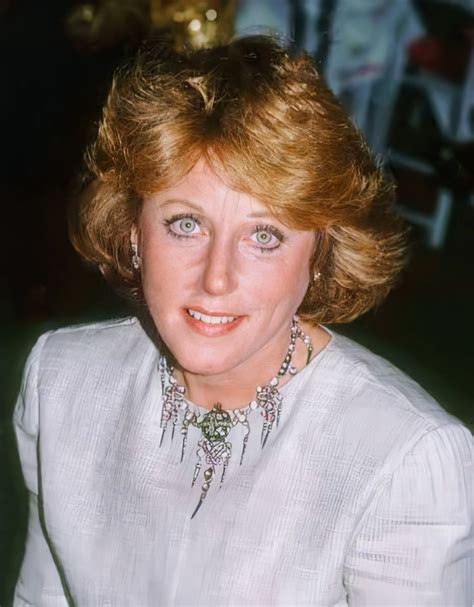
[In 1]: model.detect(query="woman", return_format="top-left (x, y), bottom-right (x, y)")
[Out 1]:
top-left (13, 36), bottom-right (472, 605)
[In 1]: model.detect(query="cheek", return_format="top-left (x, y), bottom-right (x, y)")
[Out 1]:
top-left (277, 245), bottom-right (313, 302)
top-left (240, 252), bottom-right (310, 308)
top-left (139, 231), bottom-right (179, 302)
top-left (140, 226), bottom-right (182, 278)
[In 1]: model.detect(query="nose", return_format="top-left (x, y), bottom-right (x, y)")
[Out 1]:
top-left (202, 235), bottom-right (238, 296)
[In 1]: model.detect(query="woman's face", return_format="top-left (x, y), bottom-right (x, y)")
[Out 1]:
top-left (135, 160), bottom-right (315, 378)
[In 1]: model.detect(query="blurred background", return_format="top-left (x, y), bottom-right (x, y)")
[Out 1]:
top-left (1, 0), bottom-right (473, 602)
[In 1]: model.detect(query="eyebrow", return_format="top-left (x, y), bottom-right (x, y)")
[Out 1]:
top-left (247, 211), bottom-right (274, 219)
top-left (158, 198), bottom-right (274, 220)
top-left (158, 199), bottom-right (204, 213)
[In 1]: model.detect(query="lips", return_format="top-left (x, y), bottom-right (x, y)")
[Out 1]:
top-left (183, 307), bottom-right (244, 336)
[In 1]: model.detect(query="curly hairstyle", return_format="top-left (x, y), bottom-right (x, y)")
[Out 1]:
top-left (70, 35), bottom-right (409, 325)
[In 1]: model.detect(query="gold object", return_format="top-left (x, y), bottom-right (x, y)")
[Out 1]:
top-left (150, 0), bottom-right (236, 49)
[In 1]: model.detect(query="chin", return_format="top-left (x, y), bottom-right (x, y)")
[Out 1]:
top-left (173, 348), bottom-right (236, 376)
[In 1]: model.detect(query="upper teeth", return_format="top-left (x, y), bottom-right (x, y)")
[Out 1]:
top-left (188, 309), bottom-right (236, 324)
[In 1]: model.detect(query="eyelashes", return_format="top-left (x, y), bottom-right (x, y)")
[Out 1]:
top-left (164, 213), bottom-right (201, 239)
top-left (163, 214), bottom-right (285, 252)
top-left (251, 224), bottom-right (285, 251)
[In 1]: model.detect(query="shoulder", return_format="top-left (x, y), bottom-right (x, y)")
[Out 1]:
top-left (296, 329), bottom-right (472, 475)
top-left (17, 317), bottom-right (161, 436)
top-left (39, 315), bottom-right (142, 349)
top-left (36, 315), bottom-right (148, 357)
top-left (324, 329), bottom-right (465, 428)
top-left (26, 316), bottom-right (157, 386)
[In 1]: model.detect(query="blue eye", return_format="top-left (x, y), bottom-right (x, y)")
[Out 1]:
top-left (177, 218), bottom-right (198, 234)
top-left (164, 214), bottom-right (201, 238)
top-left (254, 230), bottom-right (274, 244)
top-left (251, 226), bottom-right (283, 250)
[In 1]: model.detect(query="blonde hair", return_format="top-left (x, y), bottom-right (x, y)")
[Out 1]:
top-left (70, 35), bottom-right (408, 324)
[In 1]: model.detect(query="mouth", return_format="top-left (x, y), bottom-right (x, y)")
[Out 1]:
top-left (183, 307), bottom-right (244, 336)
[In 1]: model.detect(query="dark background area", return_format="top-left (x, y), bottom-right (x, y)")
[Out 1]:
top-left (1, 1), bottom-right (473, 603)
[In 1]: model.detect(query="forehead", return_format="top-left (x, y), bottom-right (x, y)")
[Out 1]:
top-left (146, 159), bottom-right (273, 218)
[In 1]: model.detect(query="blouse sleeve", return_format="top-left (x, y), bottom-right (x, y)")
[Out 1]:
top-left (343, 423), bottom-right (473, 606)
top-left (12, 333), bottom-right (70, 606)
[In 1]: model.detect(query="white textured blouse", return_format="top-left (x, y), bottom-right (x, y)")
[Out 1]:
top-left (13, 317), bottom-right (473, 606)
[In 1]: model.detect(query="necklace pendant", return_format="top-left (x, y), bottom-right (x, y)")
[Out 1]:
top-left (181, 410), bottom-right (198, 462)
top-left (191, 461), bottom-right (201, 487)
top-left (189, 403), bottom-right (234, 515)
top-left (191, 466), bottom-right (214, 519)
top-left (261, 420), bottom-right (269, 448)
top-left (201, 403), bottom-right (233, 440)
top-left (240, 420), bottom-right (250, 465)
top-left (160, 369), bottom-right (186, 445)
top-left (256, 383), bottom-right (281, 447)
